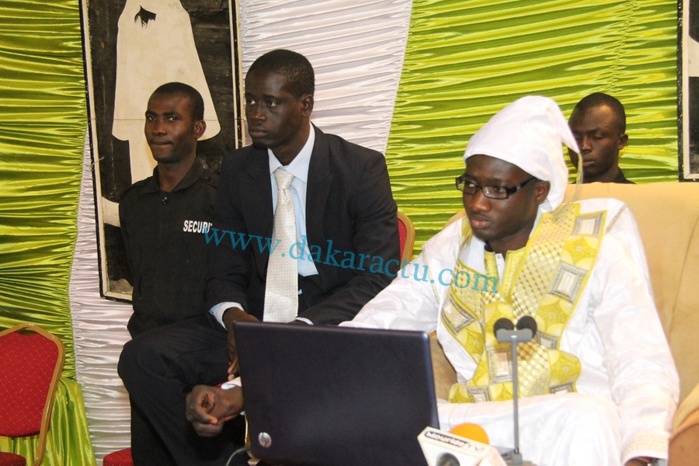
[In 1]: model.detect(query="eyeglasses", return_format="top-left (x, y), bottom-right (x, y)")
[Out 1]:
top-left (455, 175), bottom-right (539, 200)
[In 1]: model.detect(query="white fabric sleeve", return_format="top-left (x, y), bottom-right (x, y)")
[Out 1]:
top-left (209, 302), bottom-right (244, 328)
top-left (220, 377), bottom-right (242, 390)
top-left (343, 219), bottom-right (462, 332)
top-left (589, 206), bottom-right (679, 463)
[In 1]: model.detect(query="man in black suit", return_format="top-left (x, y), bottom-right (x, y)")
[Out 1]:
top-left (118, 49), bottom-right (399, 465)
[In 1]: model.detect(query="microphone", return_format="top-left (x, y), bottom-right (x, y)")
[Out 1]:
top-left (436, 452), bottom-right (459, 466)
top-left (450, 423), bottom-right (490, 445)
top-left (516, 316), bottom-right (537, 338)
top-left (418, 425), bottom-right (506, 466)
top-left (493, 318), bottom-right (514, 336)
top-left (492, 317), bottom-right (538, 466)
top-left (494, 317), bottom-right (536, 344)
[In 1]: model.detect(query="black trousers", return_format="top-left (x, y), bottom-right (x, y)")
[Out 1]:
top-left (119, 315), bottom-right (246, 465)
top-left (130, 400), bottom-right (176, 465)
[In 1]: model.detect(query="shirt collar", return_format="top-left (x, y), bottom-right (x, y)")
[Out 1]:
top-left (612, 169), bottom-right (629, 183)
top-left (146, 159), bottom-right (205, 193)
top-left (268, 125), bottom-right (315, 183)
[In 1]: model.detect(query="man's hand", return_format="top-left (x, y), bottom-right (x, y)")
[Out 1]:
top-left (222, 307), bottom-right (259, 378)
top-left (185, 385), bottom-right (244, 437)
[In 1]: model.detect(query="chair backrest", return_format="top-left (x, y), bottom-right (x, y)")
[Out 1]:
top-left (397, 210), bottom-right (416, 262)
top-left (0, 323), bottom-right (65, 466)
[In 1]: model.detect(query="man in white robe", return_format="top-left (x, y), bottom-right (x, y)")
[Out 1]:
top-left (346, 96), bottom-right (678, 466)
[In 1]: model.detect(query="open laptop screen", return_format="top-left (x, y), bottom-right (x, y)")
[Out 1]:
top-left (234, 321), bottom-right (439, 466)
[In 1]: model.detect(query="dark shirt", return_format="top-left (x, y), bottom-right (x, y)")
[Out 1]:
top-left (613, 169), bottom-right (635, 184)
top-left (119, 160), bottom-right (218, 336)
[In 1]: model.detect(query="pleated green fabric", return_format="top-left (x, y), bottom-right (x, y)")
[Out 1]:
top-left (0, 0), bottom-right (85, 375)
top-left (0, 1), bottom-right (95, 461)
top-left (388, 0), bottom-right (679, 251)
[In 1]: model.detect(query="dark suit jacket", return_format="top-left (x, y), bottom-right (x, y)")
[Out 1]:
top-left (205, 126), bottom-right (399, 324)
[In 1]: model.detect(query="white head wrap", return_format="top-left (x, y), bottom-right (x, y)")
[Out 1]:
top-left (463, 96), bottom-right (579, 211)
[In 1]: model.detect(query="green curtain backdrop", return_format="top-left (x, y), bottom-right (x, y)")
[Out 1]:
top-left (0, 0), bottom-right (85, 375)
top-left (0, 0), bottom-right (95, 463)
top-left (388, 0), bottom-right (679, 251)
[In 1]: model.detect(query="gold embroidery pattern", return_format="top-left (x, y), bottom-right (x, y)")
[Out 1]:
top-left (511, 210), bottom-right (574, 320)
top-left (444, 204), bottom-right (604, 403)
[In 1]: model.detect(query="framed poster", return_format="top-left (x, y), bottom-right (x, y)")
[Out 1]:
top-left (80, 0), bottom-right (244, 300)
top-left (681, 0), bottom-right (699, 179)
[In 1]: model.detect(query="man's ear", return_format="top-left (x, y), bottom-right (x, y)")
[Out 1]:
top-left (618, 133), bottom-right (628, 151)
top-left (194, 120), bottom-right (206, 139)
top-left (534, 180), bottom-right (550, 205)
top-left (301, 94), bottom-right (314, 117)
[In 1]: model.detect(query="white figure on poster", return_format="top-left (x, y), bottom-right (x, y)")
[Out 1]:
top-left (112, 0), bottom-right (220, 185)
top-left (690, 39), bottom-right (699, 76)
top-left (689, 0), bottom-right (698, 76)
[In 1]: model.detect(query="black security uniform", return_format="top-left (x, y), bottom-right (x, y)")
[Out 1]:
top-left (612, 169), bottom-right (635, 184)
top-left (119, 159), bottom-right (218, 337)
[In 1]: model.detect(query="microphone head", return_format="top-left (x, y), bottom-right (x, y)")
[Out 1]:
top-left (449, 422), bottom-right (490, 445)
top-left (516, 315), bottom-right (538, 337)
top-left (435, 452), bottom-right (461, 466)
top-left (493, 318), bottom-right (514, 335)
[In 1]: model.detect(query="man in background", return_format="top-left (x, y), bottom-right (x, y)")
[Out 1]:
top-left (119, 81), bottom-right (218, 463)
top-left (119, 49), bottom-right (399, 465)
top-left (346, 96), bottom-right (677, 465)
top-left (567, 92), bottom-right (633, 183)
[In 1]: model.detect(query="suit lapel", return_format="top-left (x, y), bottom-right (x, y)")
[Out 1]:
top-left (241, 147), bottom-right (274, 275)
top-left (306, 127), bottom-right (331, 247)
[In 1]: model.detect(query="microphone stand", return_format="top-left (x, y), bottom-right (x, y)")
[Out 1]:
top-left (494, 317), bottom-right (537, 466)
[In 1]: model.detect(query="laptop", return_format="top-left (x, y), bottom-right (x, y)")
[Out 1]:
top-left (234, 321), bottom-right (440, 466)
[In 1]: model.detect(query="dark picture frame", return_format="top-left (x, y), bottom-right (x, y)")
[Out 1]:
top-left (681, 0), bottom-right (699, 180)
top-left (80, 0), bottom-right (243, 300)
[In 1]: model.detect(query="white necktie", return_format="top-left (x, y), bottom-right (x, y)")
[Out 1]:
top-left (263, 168), bottom-right (299, 322)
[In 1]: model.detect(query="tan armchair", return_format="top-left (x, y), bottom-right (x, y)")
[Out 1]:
top-left (429, 181), bottom-right (699, 465)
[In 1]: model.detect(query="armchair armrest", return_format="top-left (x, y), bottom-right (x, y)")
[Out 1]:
top-left (429, 332), bottom-right (457, 400)
top-left (669, 382), bottom-right (699, 466)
